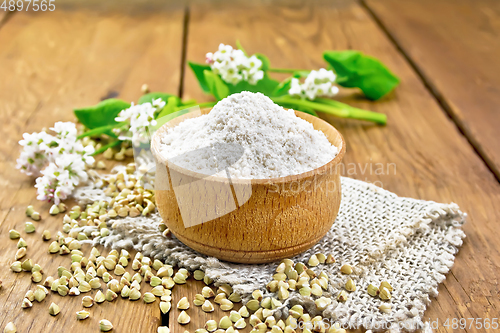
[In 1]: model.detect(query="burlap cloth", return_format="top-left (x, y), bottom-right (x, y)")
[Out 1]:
top-left (76, 176), bottom-right (466, 332)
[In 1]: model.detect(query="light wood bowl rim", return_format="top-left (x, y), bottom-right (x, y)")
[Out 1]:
top-left (151, 108), bottom-right (346, 185)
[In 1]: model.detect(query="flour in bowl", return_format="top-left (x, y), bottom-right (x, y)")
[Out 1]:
top-left (158, 91), bottom-right (338, 179)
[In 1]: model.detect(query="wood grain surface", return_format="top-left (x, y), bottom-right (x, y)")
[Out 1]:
top-left (1, 1), bottom-right (500, 333)
top-left (0, 6), bottom-right (184, 333)
top-left (364, 0), bottom-right (500, 181)
top-left (181, 1), bottom-right (500, 332)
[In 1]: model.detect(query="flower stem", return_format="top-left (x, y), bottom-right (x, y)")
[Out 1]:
top-left (315, 98), bottom-right (387, 125)
top-left (77, 122), bottom-right (127, 140)
top-left (157, 97), bottom-right (178, 118)
top-left (272, 96), bottom-right (387, 125)
top-left (172, 101), bottom-right (217, 112)
top-left (268, 68), bottom-right (309, 73)
top-left (92, 140), bottom-right (121, 156)
top-left (236, 40), bottom-right (248, 56)
top-left (180, 99), bottom-right (197, 106)
top-left (197, 101), bottom-right (217, 109)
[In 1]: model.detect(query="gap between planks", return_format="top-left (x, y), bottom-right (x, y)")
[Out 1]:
top-left (359, 0), bottom-right (500, 184)
top-left (0, 9), bottom-right (15, 29)
top-left (178, 6), bottom-right (191, 98)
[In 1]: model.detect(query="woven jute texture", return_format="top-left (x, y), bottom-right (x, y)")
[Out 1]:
top-left (76, 176), bottom-right (466, 332)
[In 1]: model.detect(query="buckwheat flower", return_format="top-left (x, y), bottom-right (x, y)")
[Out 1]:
top-left (35, 164), bottom-right (71, 204)
top-left (57, 154), bottom-right (88, 185)
top-left (17, 121), bottom-right (95, 178)
top-left (206, 43), bottom-right (264, 86)
top-left (16, 131), bottom-right (57, 176)
top-left (306, 68), bottom-right (337, 84)
top-left (289, 68), bottom-right (339, 100)
top-left (247, 56), bottom-right (264, 85)
top-left (115, 98), bottom-right (166, 147)
top-left (50, 122), bottom-right (95, 167)
top-left (288, 79), bottom-right (303, 97)
top-left (18, 121), bottom-right (96, 203)
top-left (51, 121), bottom-right (78, 141)
top-left (247, 55), bottom-right (263, 72)
top-left (35, 154), bottom-right (89, 204)
top-left (206, 52), bottom-right (214, 64)
top-left (57, 139), bottom-right (95, 166)
top-left (77, 143), bottom-right (95, 166)
top-left (216, 43), bottom-right (234, 61)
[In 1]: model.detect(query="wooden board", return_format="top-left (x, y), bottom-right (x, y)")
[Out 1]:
top-left (181, 1), bottom-right (500, 333)
top-left (364, 0), bottom-right (500, 181)
top-left (0, 7), bottom-right (184, 333)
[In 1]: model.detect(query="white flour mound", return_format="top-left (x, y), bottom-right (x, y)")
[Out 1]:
top-left (159, 91), bottom-right (338, 179)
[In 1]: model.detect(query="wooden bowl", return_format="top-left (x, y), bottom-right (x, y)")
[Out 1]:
top-left (151, 109), bottom-right (346, 264)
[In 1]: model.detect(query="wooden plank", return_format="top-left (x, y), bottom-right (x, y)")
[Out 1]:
top-left (0, 7), bottom-right (184, 333)
top-left (181, 1), bottom-right (500, 333)
top-left (364, 0), bottom-right (500, 181)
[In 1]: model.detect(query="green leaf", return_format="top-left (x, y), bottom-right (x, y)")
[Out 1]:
top-left (138, 92), bottom-right (179, 105)
top-left (323, 50), bottom-right (400, 100)
top-left (188, 61), bottom-right (212, 94)
top-left (74, 98), bottom-right (130, 137)
top-left (226, 73), bottom-right (280, 96)
top-left (152, 109), bottom-right (192, 132)
top-left (157, 96), bottom-right (179, 118)
top-left (272, 77), bottom-right (292, 97)
top-left (204, 70), bottom-right (230, 101)
top-left (255, 53), bottom-right (270, 71)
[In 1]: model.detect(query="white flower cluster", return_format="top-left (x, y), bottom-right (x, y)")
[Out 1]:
top-left (114, 98), bottom-right (165, 147)
top-left (288, 68), bottom-right (340, 100)
top-left (206, 44), bottom-right (264, 85)
top-left (17, 122), bottom-right (95, 204)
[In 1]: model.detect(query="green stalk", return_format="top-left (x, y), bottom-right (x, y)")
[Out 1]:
top-left (157, 97), bottom-right (178, 118)
top-left (173, 101), bottom-right (217, 112)
top-left (236, 40), bottom-right (248, 56)
top-left (180, 99), bottom-right (197, 106)
top-left (272, 96), bottom-right (387, 125)
top-left (272, 97), bottom-right (348, 117)
top-left (268, 68), bottom-right (308, 73)
top-left (197, 101), bottom-right (217, 109)
top-left (91, 140), bottom-right (121, 156)
top-left (315, 98), bottom-right (387, 125)
top-left (77, 122), bottom-right (127, 140)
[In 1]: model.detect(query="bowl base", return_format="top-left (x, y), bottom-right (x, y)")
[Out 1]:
top-left (173, 231), bottom-right (325, 264)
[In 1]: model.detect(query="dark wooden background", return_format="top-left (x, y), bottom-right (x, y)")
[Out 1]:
top-left (1, 0), bottom-right (499, 332)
